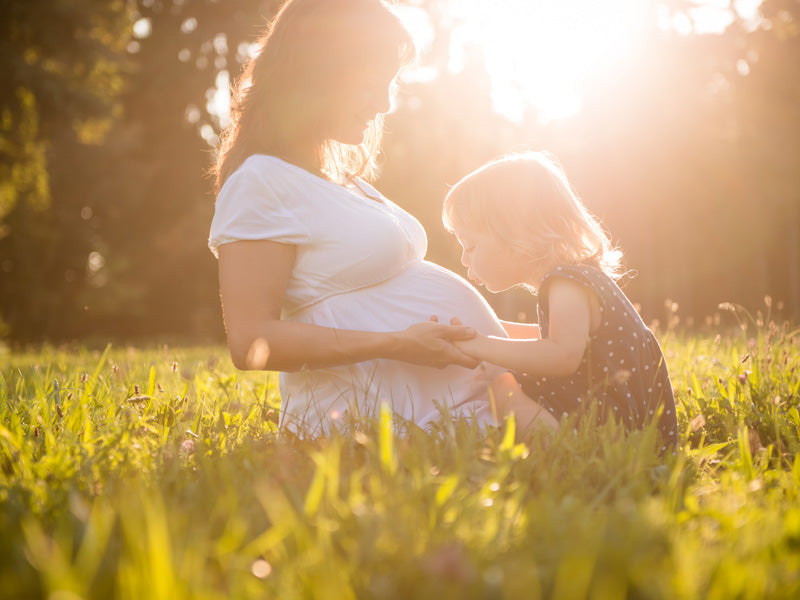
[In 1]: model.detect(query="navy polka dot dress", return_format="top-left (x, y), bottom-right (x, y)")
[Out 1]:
top-left (518, 264), bottom-right (678, 451)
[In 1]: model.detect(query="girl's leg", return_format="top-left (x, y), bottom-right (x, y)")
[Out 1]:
top-left (490, 372), bottom-right (558, 433)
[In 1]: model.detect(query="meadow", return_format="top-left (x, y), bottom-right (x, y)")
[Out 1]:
top-left (1, 302), bottom-right (799, 599)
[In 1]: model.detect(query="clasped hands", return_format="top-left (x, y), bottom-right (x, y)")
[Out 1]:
top-left (395, 314), bottom-right (487, 372)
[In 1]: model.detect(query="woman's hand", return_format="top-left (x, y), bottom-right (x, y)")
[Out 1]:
top-left (452, 335), bottom-right (486, 360)
top-left (392, 321), bottom-right (480, 369)
top-left (429, 314), bottom-right (486, 365)
top-left (431, 278), bottom-right (591, 377)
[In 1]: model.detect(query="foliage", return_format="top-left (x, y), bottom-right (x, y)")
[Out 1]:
top-left (0, 0), bottom-right (798, 342)
top-left (398, 0), bottom-right (800, 323)
top-left (1, 311), bottom-right (800, 598)
top-left (0, 0), bottom-right (134, 340)
top-left (0, 0), bottom-right (132, 221)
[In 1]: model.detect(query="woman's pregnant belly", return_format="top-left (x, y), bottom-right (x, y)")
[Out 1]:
top-left (278, 260), bottom-right (507, 433)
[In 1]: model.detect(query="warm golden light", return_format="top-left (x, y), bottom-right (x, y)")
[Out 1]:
top-left (424, 0), bottom-right (755, 122)
top-left (441, 0), bottom-right (651, 122)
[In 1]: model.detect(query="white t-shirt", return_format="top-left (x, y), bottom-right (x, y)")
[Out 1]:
top-left (209, 154), bottom-right (506, 433)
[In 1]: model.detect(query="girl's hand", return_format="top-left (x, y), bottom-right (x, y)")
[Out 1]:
top-left (429, 315), bottom-right (464, 327)
top-left (431, 314), bottom-right (486, 361)
top-left (452, 335), bottom-right (484, 359)
top-left (394, 321), bottom-right (480, 369)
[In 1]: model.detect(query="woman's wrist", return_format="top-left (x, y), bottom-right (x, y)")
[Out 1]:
top-left (377, 330), bottom-right (404, 360)
top-left (378, 323), bottom-right (479, 368)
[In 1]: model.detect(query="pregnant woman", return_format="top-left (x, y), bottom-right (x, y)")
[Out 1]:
top-left (209, 0), bottom-right (509, 434)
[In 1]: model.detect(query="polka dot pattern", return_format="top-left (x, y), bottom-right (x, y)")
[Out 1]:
top-left (518, 264), bottom-right (678, 450)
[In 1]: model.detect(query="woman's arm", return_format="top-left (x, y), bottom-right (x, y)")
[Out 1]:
top-left (218, 240), bottom-right (480, 371)
top-left (455, 278), bottom-right (591, 378)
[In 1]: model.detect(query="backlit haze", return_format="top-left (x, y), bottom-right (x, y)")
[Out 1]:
top-left (194, 1), bottom-right (764, 140)
top-left (399, 0), bottom-right (763, 122)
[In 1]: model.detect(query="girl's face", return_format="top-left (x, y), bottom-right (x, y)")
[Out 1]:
top-left (453, 225), bottom-right (531, 293)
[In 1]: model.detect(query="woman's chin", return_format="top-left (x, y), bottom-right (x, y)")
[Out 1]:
top-left (334, 135), bottom-right (364, 146)
top-left (334, 121), bottom-right (371, 146)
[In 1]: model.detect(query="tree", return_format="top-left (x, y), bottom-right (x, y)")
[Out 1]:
top-left (0, 0), bottom-right (131, 227)
top-left (397, 0), bottom-right (800, 323)
top-left (0, 0), bottom-right (133, 339)
top-left (1, 0), bottom-right (797, 342)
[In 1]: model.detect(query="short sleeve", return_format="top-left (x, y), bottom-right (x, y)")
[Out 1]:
top-left (208, 162), bottom-right (308, 258)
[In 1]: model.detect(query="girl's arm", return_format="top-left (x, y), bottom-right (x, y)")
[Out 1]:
top-left (440, 317), bottom-right (539, 339)
top-left (500, 320), bottom-right (541, 339)
top-left (490, 372), bottom-right (559, 430)
top-left (456, 277), bottom-right (591, 378)
top-left (218, 239), bottom-right (480, 371)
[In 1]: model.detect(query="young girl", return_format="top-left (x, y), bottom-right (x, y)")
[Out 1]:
top-left (442, 152), bottom-right (678, 452)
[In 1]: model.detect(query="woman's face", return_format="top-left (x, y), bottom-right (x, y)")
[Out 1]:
top-left (326, 61), bottom-right (398, 145)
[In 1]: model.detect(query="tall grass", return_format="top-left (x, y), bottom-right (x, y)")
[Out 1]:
top-left (1, 304), bottom-right (799, 599)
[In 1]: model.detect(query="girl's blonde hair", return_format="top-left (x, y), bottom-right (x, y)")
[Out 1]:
top-left (443, 152), bottom-right (623, 285)
top-left (214, 0), bottom-right (415, 193)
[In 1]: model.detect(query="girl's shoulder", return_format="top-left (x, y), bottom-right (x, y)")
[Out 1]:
top-left (540, 263), bottom-right (623, 303)
top-left (541, 263), bottom-right (611, 286)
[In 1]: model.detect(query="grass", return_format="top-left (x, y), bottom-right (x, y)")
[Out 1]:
top-left (1, 303), bottom-right (800, 599)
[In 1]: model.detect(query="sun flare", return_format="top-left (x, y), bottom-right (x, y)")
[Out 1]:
top-left (443, 0), bottom-right (651, 122)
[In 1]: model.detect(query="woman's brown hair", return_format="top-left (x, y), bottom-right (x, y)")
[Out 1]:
top-left (214, 0), bottom-right (415, 193)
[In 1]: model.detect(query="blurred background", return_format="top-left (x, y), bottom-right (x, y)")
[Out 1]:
top-left (0, 0), bottom-right (797, 344)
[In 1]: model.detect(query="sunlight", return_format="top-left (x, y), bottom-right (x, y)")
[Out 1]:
top-left (425, 0), bottom-right (763, 122)
top-left (442, 0), bottom-right (652, 122)
top-left (202, 1), bottom-right (763, 132)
